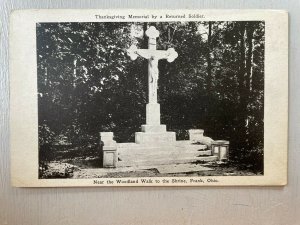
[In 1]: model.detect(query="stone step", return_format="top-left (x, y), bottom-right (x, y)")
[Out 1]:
top-left (117, 145), bottom-right (208, 156)
top-left (117, 143), bottom-right (207, 150)
top-left (117, 144), bottom-right (173, 149)
top-left (117, 156), bottom-right (218, 167)
top-left (179, 144), bottom-right (208, 151)
top-left (118, 150), bottom-right (212, 161)
top-left (174, 140), bottom-right (193, 146)
top-left (135, 131), bottom-right (176, 144)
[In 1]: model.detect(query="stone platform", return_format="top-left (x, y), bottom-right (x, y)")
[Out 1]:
top-left (99, 129), bottom-right (224, 168)
top-left (117, 141), bottom-right (217, 167)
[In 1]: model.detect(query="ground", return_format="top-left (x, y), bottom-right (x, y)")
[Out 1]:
top-left (39, 155), bottom-right (262, 179)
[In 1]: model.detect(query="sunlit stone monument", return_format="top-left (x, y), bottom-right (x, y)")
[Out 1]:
top-left (127, 26), bottom-right (178, 145)
top-left (100, 26), bottom-right (224, 168)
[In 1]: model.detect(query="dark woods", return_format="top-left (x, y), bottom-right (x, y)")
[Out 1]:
top-left (37, 21), bottom-right (264, 172)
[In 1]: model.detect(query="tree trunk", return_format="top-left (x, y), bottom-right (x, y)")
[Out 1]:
top-left (73, 58), bottom-right (77, 88)
top-left (238, 22), bottom-right (246, 100)
top-left (237, 22), bottom-right (248, 149)
top-left (44, 67), bottom-right (48, 86)
top-left (245, 22), bottom-right (255, 142)
top-left (206, 21), bottom-right (212, 92)
top-left (143, 22), bottom-right (148, 48)
top-left (246, 23), bottom-right (254, 93)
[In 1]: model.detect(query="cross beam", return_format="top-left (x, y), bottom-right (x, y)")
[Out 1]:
top-left (127, 26), bottom-right (178, 104)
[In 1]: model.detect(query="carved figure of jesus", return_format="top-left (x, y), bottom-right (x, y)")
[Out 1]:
top-left (127, 26), bottom-right (178, 104)
top-left (149, 56), bottom-right (159, 102)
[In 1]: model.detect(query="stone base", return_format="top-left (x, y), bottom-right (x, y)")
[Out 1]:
top-left (135, 131), bottom-right (176, 145)
top-left (102, 148), bottom-right (117, 168)
top-left (141, 124), bottom-right (166, 132)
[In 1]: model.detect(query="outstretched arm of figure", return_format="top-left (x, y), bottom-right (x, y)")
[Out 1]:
top-left (127, 45), bottom-right (152, 60)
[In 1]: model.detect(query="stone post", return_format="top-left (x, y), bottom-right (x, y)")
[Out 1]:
top-left (188, 129), bottom-right (204, 142)
top-left (211, 140), bottom-right (230, 161)
top-left (100, 132), bottom-right (117, 168)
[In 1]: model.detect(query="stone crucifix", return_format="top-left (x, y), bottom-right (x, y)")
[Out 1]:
top-left (127, 26), bottom-right (178, 128)
top-left (127, 26), bottom-right (178, 104)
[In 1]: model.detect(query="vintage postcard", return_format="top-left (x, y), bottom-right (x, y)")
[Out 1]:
top-left (10, 9), bottom-right (288, 187)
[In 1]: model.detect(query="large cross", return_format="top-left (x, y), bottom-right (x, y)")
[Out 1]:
top-left (127, 26), bottom-right (178, 104)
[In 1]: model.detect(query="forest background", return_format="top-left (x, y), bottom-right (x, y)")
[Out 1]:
top-left (37, 21), bottom-right (265, 172)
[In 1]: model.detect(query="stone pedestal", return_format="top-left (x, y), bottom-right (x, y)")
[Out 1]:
top-left (141, 124), bottom-right (166, 132)
top-left (100, 132), bottom-right (117, 168)
top-left (102, 147), bottom-right (117, 168)
top-left (211, 140), bottom-right (230, 161)
top-left (135, 103), bottom-right (176, 145)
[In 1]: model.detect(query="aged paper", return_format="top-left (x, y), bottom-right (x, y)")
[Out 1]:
top-left (10, 9), bottom-right (288, 187)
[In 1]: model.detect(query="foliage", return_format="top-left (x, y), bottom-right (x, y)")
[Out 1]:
top-left (37, 21), bottom-right (265, 171)
top-left (39, 162), bottom-right (79, 179)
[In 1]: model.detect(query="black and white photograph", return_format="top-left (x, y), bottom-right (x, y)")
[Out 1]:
top-left (2, 5), bottom-right (297, 225)
top-left (37, 21), bottom-right (265, 179)
top-left (10, 9), bottom-right (288, 186)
